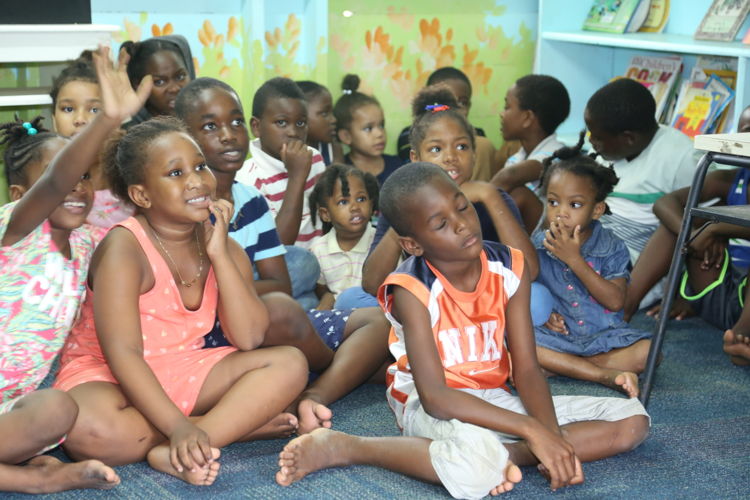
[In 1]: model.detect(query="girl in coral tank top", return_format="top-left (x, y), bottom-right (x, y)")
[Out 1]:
top-left (54, 115), bottom-right (307, 486)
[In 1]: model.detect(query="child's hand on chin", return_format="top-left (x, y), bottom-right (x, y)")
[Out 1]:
top-left (281, 140), bottom-right (313, 178)
top-left (204, 199), bottom-right (234, 260)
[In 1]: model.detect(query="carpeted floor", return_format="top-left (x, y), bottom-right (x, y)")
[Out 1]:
top-left (8, 313), bottom-right (750, 499)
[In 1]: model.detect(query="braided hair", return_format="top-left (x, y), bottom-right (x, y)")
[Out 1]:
top-left (309, 163), bottom-right (379, 234)
top-left (539, 130), bottom-right (619, 215)
top-left (409, 84), bottom-right (476, 154)
top-left (0, 116), bottom-right (62, 186)
top-left (333, 74), bottom-right (381, 132)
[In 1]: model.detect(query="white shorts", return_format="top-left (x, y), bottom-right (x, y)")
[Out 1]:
top-left (401, 387), bottom-right (649, 500)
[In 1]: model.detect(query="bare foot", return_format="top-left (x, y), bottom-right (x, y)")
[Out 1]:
top-left (608, 371), bottom-right (639, 398)
top-left (5, 456), bottom-right (120, 493)
top-left (247, 412), bottom-right (299, 440)
top-left (147, 445), bottom-right (220, 485)
top-left (276, 428), bottom-right (351, 486)
top-left (488, 460), bottom-right (523, 495)
top-left (297, 398), bottom-right (333, 435)
top-left (723, 330), bottom-right (750, 366)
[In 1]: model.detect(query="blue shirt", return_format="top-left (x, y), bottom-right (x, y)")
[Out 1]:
top-left (229, 182), bottom-right (286, 263)
top-left (533, 220), bottom-right (630, 336)
top-left (532, 220), bottom-right (651, 356)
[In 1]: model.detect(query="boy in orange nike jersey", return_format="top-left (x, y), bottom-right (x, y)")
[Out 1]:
top-left (276, 163), bottom-right (649, 499)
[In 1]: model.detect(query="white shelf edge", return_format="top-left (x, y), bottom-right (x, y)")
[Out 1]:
top-left (0, 24), bottom-right (119, 63)
top-left (542, 30), bottom-right (750, 58)
top-left (0, 94), bottom-right (52, 107)
top-left (695, 133), bottom-right (750, 156)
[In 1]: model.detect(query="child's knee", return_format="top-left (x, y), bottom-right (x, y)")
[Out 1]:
top-left (263, 292), bottom-right (311, 343)
top-left (621, 415), bottom-right (649, 451)
top-left (15, 389), bottom-right (78, 439)
top-left (270, 345), bottom-right (309, 381)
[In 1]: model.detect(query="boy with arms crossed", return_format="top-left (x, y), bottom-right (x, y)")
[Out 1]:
top-left (276, 163), bottom-right (649, 498)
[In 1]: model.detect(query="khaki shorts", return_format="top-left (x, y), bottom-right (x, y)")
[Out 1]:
top-left (401, 387), bottom-right (649, 500)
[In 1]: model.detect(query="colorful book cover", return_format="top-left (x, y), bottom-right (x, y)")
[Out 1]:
top-left (624, 55), bottom-right (683, 120)
top-left (703, 74), bottom-right (735, 133)
top-left (695, 0), bottom-right (750, 41)
top-left (583, 0), bottom-right (648, 33)
top-left (670, 87), bottom-right (714, 138)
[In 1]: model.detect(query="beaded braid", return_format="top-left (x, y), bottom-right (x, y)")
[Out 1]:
top-left (0, 115), bottom-right (59, 186)
top-left (539, 129), bottom-right (618, 215)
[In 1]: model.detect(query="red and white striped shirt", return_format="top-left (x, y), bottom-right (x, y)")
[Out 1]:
top-left (236, 139), bottom-right (325, 249)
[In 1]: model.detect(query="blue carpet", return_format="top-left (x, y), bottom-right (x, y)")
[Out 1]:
top-left (7, 313), bottom-right (750, 499)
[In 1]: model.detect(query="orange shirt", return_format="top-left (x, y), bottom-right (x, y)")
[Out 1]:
top-left (378, 242), bottom-right (524, 423)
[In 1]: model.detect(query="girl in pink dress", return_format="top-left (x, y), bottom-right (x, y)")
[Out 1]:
top-left (54, 116), bottom-right (308, 486)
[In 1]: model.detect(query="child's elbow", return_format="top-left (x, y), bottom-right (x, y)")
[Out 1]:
top-left (419, 389), bottom-right (454, 421)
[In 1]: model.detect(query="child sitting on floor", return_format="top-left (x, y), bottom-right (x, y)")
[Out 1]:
top-left (235, 77), bottom-right (326, 309)
top-left (297, 80), bottom-right (343, 166)
top-left (624, 106), bottom-right (750, 365)
top-left (53, 115), bottom-right (309, 485)
top-left (491, 74), bottom-right (570, 232)
top-left (309, 164), bottom-right (379, 309)
top-left (358, 85), bottom-right (540, 315)
top-left (175, 77), bottom-right (392, 434)
top-left (0, 45), bottom-right (140, 494)
top-left (532, 136), bottom-right (651, 397)
top-left (584, 78), bottom-right (696, 307)
top-left (276, 163), bottom-right (650, 499)
top-left (335, 74), bottom-right (404, 186)
top-left (50, 51), bottom-right (134, 234)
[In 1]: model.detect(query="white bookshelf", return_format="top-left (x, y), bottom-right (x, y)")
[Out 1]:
top-left (0, 24), bottom-right (119, 107)
top-left (536, 0), bottom-right (750, 142)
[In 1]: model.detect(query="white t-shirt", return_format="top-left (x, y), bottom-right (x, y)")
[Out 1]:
top-left (605, 125), bottom-right (695, 227)
top-left (504, 133), bottom-right (565, 192)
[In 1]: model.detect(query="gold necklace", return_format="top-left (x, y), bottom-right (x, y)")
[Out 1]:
top-left (151, 226), bottom-right (204, 288)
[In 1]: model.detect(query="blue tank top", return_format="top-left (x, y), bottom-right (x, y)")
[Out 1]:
top-left (726, 168), bottom-right (750, 270)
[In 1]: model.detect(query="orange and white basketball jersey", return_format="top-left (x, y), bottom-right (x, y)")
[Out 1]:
top-left (378, 242), bottom-right (524, 423)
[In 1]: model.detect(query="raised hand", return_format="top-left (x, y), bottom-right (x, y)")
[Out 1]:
top-left (281, 139), bottom-right (313, 179)
top-left (91, 45), bottom-right (153, 123)
top-left (204, 199), bottom-right (234, 261)
top-left (543, 221), bottom-right (583, 266)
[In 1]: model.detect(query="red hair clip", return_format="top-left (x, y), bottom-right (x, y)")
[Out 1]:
top-left (425, 103), bottom-right (450, 113)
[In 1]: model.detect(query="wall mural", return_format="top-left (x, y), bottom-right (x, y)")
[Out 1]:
top-left (0, 1), bottom-right (536, 202)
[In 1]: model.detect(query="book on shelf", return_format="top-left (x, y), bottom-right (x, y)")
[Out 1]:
top-left (623, 55), bottom-right (682, 122)
top-left (690, 56), bottom-right (738, 132)
top-left (670, 73), bottom-right (735, 138)
top-left (638, 0), bottom-right (670, 33)
top-left (695, 0), bottom-right (750, 41)
top-left (582, 0), bottom-right (651, 34)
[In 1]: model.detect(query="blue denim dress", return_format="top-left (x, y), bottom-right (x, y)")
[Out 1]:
top-left (532, 220), bottom-right (651, 356)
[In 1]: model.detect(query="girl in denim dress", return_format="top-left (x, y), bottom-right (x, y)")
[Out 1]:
top-left (532, 137), bottom-right (651, 398)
